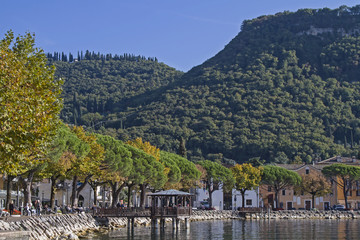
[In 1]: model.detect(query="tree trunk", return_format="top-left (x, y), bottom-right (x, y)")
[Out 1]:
top-left (109, 182), bottom-right (126, 208)
top-left (312, 194), bottom-right (315, 209)
top-left (275, 191), bottom-right (279, 209)
top-left (343, 186), bottom-right (348, 209)
top-left (241, 190), bottom-right (246, 208)
top-left (208, 182), bottom-right (213, 209)
top-left (139, 184), bottom-right (147, 208)
top-left (127, 185), bottom-right (132, 208)
top-left (5, 175), bottom-right (14, 210)
top-left (50, 176), bottom-right (59, 208)
top-left (21, 171), bottom-right (35, 206)
top-left (71, 175), bottom-right (91, 207)
top-left (71, 175), bottom-right (78, 207)
top-left (110, 182), bottom-right (118, 208)
top-left (92, 185), bottom-right (97, 206)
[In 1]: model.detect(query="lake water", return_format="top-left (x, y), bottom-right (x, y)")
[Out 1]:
top-left (86, 219), bottom-right (360, 239)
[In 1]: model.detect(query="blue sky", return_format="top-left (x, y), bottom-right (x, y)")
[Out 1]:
top-left (1, 0), bottom-right (359, 71)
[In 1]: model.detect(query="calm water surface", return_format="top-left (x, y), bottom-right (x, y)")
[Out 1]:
top-left (86, 219), bottom-right (360, 240)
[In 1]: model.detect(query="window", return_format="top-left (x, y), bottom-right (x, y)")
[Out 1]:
top-left (246, 199), bottom-right (252, 206)
top-left (305, 167), bottom-right (310, 174)
top-left (268, 186), bottom-right (272, 192)
top-left (282, 189), bottom-right (286, 195)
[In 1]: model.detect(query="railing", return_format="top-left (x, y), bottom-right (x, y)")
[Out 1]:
top-left (93, 206), bottom-right (192, 218)
top-left (93, 207), bottom-right (151, 217)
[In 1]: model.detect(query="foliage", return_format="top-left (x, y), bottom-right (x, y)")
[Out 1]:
top-left (231, 163), bottom-right (262, 208)
top-left (294, 173), bottom-right (332, 208)
top-left (96, 134), bottom-right (133, 183)
top-left (198, 160), bottom-right (234, 207)
top-left (127, 137), bottom-right (160, 161)
top-left (124, 144), bottom-right (166, 190)
top-left (231, 163), bottom-right (262, 192)
top-left (0, 30), bottom-right (62, 175)
top-left (68, 126), bottom-right (105, 179)
top-left (160, 151), bottom-right (200, 190)
top-left (44, 124), bottom-right (90, 178)
top-left (322, 163), bottom-right (360, 207)
top-left (261, 165), bottom-right (301, 208)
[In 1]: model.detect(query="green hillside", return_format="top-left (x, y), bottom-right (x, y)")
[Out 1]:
top-left (58, 5), bottom-right (360, 164)
top-left (53, 52), bottom-right (183, 126)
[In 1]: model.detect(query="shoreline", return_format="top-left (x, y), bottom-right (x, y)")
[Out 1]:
top-left (0, 210), bottom-right (359, 239)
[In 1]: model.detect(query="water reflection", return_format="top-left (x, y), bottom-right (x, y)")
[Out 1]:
top-left (92, 219), bottom-right (360, 240)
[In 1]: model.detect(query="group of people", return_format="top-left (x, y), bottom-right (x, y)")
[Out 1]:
top-left (5, 201), bottom-right (92, 217)
top-left (24, 199), bottom-right (42, 216)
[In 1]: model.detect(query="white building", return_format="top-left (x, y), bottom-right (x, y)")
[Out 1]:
top-left (232, 188), bottom-right (259, 210)
top-left (193, 184), bottom-right (259, 210)
top-left (194, 187), bottom-right (224, 210)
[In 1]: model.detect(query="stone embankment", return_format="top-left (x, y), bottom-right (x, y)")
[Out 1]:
top-left (191, 210), bottom-right (242, 220)
top-left (0, 213), bottom-right (98, 240)
top-left (249, 210), bottom-right (360, 220)
top-left (1, 210), bottom-right (360, 239)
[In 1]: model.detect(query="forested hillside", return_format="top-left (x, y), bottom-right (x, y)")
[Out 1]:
top-left (53, 52), bottom-right (183, 126)
top-left (58, 5), bottom-right (360, 164)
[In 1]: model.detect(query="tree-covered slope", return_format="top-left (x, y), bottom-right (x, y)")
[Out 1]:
top-left (54, 53), bottom-right (183, 126)
top-left (60, 5), bottom-right (360, 164)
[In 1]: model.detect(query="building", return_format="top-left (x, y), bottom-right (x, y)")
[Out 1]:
top-left (232, 188), bottom-right (260, 210)
top-left (259, 164), bottom-right (334, 210)
top-left (316, 156), bottom-right (360, 209)
top-left (193, 184), bottom-right (259, 210)
top-left (259, 156), bottom-right (360, 210)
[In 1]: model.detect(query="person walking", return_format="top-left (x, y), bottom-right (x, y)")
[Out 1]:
top-left (9, 201), bottom-right (14, 216)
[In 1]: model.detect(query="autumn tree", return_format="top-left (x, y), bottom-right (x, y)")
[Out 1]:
top-left (322, 163), bottom-right (360, 208)
top-left (127, 137), bottom-right (160, 161)
top-left (261, 166), bottom-right (301, 208)
top-left (295, 174), bottom-right (332, 208)
top-left (42, 124), bottom-right (90, 208)
top-left (0, 31), bottom-right (62, 208)
top-left (231, 163), bottom-right (263, 208)
top-left (68, 126), bottom-right (104, 207)
top-left (198, 160), bottom-right (234, 208)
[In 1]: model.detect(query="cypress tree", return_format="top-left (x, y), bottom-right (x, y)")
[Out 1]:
top-left (178, 137), bottom-right (187, 158)
top-left (69, 53), bottom-right (74, 62)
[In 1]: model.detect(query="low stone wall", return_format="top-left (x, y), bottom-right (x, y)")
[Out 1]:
top-left (246, 210), bottom-right (360, 220)
top-left (1, 210), bottom-right (360, 239)
top-left (0, 213), bottom-right (99, 240)
top-left (191, 210), bottom-right (242, 221)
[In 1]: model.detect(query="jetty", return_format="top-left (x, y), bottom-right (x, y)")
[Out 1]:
top-left (93, 189), bottom-right (193, 229)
